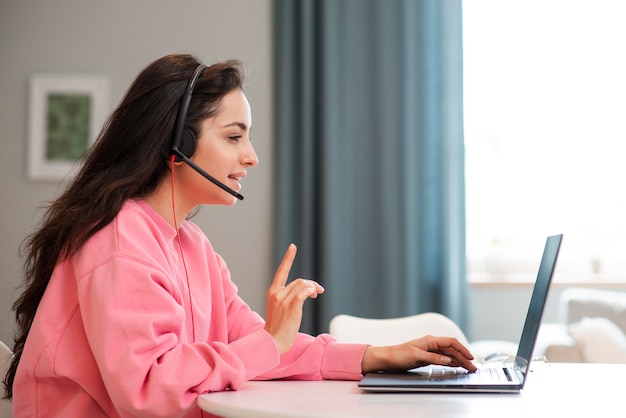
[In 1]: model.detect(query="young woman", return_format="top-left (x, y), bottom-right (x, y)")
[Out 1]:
top-left (5, 54), bottom-right (476, 417)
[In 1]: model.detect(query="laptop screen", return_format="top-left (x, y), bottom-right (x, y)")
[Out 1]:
top-left (513, 234), bottom-right (563, 381)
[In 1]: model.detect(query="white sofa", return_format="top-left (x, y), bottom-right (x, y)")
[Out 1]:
top-left (535, 288), bottom-right (626, 363)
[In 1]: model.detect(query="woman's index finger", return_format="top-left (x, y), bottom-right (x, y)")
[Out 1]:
top-left (271, 243), bottom-right (297, 288)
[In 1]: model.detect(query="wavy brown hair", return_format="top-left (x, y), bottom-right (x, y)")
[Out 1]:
top-left (3, 54), bottom-right (247, 399)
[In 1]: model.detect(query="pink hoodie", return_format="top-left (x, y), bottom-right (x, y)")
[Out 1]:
top-left (13, 199), bottom-right (366, 417)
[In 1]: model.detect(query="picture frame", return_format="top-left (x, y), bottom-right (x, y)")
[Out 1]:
top-left (27, 74), bottom-right (110, 181)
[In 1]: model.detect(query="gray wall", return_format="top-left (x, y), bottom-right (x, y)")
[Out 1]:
top-left (2, 0), bottom-right (624, 350)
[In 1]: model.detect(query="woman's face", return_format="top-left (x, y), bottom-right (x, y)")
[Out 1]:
top-left (179, 89), bottom-right (258, 207)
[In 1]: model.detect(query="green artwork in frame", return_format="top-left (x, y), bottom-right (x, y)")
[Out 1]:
top-left (28, 74), bottom-right (110, 181)
top-left (46, 93), bottom-right (92, 161)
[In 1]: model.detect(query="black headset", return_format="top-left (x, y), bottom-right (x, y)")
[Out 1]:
top-left (168, 64), bottom-right (244, 200)
top-left (170, 64), bottom-right (208, 162)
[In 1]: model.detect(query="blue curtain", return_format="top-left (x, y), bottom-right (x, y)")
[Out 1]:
top-left (273, 0), bottom-right (468, 336)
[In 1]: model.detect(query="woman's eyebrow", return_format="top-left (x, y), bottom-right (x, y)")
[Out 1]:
top-left (222, 121), bottom-right (249, 130)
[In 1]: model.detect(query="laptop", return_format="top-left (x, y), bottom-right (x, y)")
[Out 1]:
top-left (359, 234), bottom-right (563, 393)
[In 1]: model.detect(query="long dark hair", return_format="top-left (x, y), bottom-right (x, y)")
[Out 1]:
top-left (3, 54), bottom-right (246, 399)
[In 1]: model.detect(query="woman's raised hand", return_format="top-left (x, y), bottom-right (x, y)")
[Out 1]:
top-left (264, 244), bottom-right (325, 353)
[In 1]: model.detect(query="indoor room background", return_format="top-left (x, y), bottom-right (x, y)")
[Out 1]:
top-left (1, 0), bottom-right (625, 350)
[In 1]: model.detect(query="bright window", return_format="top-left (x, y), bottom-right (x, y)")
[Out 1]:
top-left (463, 0), bottom-right (626, 283)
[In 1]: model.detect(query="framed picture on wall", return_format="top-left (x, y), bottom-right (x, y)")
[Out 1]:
top-left (27, 74), bottom-right (110, 181)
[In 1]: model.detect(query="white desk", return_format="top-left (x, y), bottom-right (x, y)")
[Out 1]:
top-left (198, 363), bottom-right (623, 417)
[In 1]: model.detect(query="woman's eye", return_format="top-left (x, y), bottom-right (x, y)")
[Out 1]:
top-left (229, 135), bottom-right (241, 142)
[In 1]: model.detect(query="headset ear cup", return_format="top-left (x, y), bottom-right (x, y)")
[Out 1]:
top-left (176, 127), bottom-right (197, 161)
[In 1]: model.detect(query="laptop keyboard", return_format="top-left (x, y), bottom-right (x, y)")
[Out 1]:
top-left (428, 367), bottom-right (510, 383)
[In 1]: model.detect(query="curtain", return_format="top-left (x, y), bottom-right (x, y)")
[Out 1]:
top-left (273, 0), bottom-right (468, 336)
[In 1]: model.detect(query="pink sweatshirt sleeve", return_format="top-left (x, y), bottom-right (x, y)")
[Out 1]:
top-left (256, 333), bottom-right (368, 381)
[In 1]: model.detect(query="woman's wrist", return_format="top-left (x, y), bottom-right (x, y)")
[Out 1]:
top-left (361, 346), bottom-right (390, 374)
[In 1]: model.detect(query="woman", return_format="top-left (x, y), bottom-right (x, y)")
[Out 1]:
top-left (5, 54), bottom-right (476, 417)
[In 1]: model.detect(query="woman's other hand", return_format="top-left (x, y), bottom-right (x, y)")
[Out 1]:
top-left (361, 336), bottom-right (478, 374)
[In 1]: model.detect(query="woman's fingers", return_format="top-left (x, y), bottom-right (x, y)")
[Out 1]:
top-left (421, 337), bottom-right (477, 371)
top-left (269, 243), bottom-right (297, 290)
top-left (286, 278), bottom-right (325, 300)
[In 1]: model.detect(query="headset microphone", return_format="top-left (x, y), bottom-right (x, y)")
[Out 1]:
top-left (171, 147), bottom-right (244, 200)
top-left (170, 63), bottom-right (244, 201)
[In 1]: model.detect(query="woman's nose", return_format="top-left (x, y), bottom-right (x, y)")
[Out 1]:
top-left (242, 142), bottom-right (259, 167)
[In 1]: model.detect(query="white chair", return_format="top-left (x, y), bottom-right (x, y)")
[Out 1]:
top-left (329, 312), bottom-right (471, 347)
top-left (1, 340), bottom-right (13, 418)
